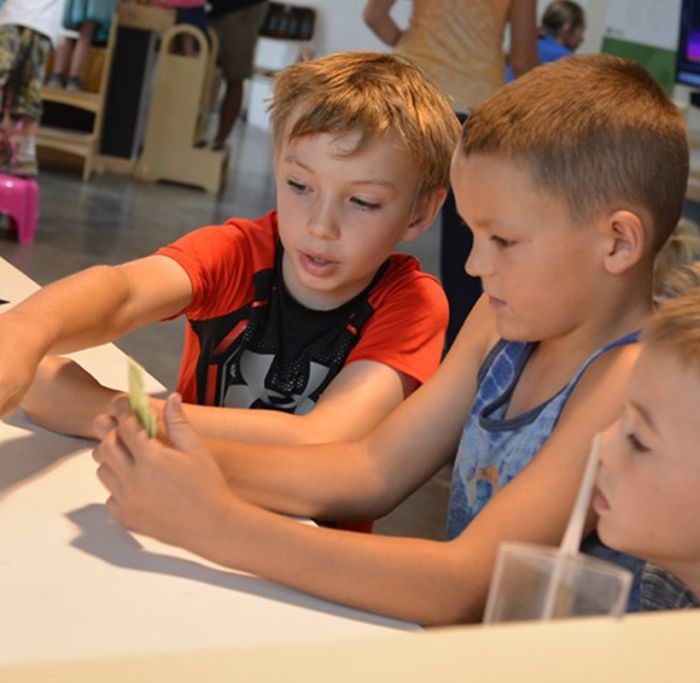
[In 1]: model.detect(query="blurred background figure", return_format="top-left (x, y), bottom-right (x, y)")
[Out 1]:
top-left (0, 0), bottom-right (65, 175)
top-left (538, 0), bottom-right (585, 58)
top-left (507, 1), bottom-right (585, 80)
top-left (363, 0), bottom-right (539, 350)
top-left (653, 218), bottom-right (700, 302)
top-left (153, 0), bottom-right (208, 56)
top-left (206, 0), bottom-right (269, 151)
top-left (47, 0), bottom-right (116, 91)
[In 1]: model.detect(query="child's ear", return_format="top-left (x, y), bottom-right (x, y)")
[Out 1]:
top-left (602, 209), bottom-right (648, 274)
top-left (401, 188), bottom-right (447, 242)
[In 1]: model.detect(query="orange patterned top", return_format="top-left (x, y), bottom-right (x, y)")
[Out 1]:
top-left (395, 0), bottom-right (511, 112)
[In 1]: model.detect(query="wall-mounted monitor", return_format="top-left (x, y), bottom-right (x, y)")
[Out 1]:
top-left (676, 0), bottom-right (700, 87)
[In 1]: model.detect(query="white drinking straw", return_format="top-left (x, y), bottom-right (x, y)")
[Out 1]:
top-left (540, 432), bottom-right (602, 619)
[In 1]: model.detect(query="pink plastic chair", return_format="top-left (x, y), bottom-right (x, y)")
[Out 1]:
top-left (0, 173), bottom-right (38, 244)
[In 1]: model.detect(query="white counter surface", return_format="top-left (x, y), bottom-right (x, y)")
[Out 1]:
top-left (0, 258), bottom-right (412, 666)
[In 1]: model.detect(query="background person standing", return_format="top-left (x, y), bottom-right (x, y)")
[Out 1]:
top-left (207, 0), bottom-right (268, 151)
top-left (364, 0), bottom-right (538, 350)
top-left (507, 1), bottom-right (585, 81)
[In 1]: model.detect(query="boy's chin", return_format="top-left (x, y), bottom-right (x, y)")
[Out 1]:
top-left (596, 521), bottom-right (637, 558)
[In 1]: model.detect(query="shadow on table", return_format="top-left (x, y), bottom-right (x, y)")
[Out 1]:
top-left (67, 502), bottom-right (413, 630)
top-left (0, 413), bottom-right (85, 500)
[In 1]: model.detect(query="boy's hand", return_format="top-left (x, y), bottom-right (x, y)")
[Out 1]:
top-left (21, 356), bottom-right (117, 439)
top-left (93, 393), bottom-right (234, 553)
top-left (94, 395), bottom-right (168, 443)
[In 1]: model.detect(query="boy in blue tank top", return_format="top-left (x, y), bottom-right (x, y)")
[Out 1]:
top-left (93, 54), bottom-right (689, 625)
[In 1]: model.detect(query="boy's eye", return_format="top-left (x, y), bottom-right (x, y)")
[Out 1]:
top-left (350, 197), bottom-right (381, 211)
top-left (287, 179), bottom-right (309, 194)
top-left (490, 235), bottom-right (515, 248)
top-left (626, 432), bottom-right (650, 453)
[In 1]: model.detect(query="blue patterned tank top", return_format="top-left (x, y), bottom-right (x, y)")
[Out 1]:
top-left (447, 332), bottom-right (639, 539)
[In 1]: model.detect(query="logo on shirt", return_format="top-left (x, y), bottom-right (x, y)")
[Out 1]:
top-left (223, 350), bottom-right (331, 414)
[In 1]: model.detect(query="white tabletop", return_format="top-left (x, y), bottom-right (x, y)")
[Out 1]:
top-left (2, 600), bottom-right (700, 681)
top-left (0, 258), bottom-right (413, 666)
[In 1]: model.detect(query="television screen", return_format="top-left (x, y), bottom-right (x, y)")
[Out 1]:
top-left (677, 0), bottom-right (700, 87)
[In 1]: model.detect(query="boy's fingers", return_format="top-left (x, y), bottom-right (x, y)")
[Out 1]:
top-left (163, 393), bottom-right (202, 453)
top-left (93, 429), bottom-right (134, 479)
top-left (105, 495), bottom-right (125, 525)
top-left (107, 392), bottom-right (153, 456)
top-left (96, 462), bottom-right (124, 498)
top-left (114, 410), bottom-right (154, 464)
top-left (93, 413), bottom-right (116, 440)
top-left (111, 393), bottom-right (132, 418)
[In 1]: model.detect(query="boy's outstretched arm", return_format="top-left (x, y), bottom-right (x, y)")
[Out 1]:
top-left (95, 333), bottom-right (638, 625)
top-left (22, 355), bottom-right (414, 444)
top-left (95, 390), bottom-right (485, 625)
top-left (0, 255), bottom-right (192, 417)
top-left (22, 356), bottom-right (118, 438)
top-left (181, 298), bottom-right (498, 521)
top-left (173, 360), bottom-right (417, 446)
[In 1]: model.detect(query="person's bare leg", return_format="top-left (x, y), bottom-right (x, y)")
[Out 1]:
top-left (15, 116), bottom-right (39, 175)
top-left (48, 37), bottom-right (75, 86)
top-left (213, 78), bottom-right (243, 149)
top-left (19, 117), bottom-right (37, 138)
top-left (67, 21), bottom-right (96, 86)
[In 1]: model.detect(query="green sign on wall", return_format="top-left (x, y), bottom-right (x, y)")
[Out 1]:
top-left (601, 37), bottom-right (677, 95)
top-left (601, 0), bottom-right (681, 96)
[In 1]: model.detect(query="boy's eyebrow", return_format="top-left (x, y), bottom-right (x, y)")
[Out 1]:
top-left (282, 154), bottom-right (397, 189)
top-left (347, 178), bottom-right (397, 189)
top-left (282, 153), bottom-right (311, 170)
top-left (630, 399), bottom-right (658, 435)
top-left (467, 217), bottom-right (505, 231)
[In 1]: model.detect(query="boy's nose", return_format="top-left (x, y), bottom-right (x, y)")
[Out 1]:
top-left (306, 203), bottom-right (340, 240)
top-left (307, 221), bottom-right (340, 240)
top-left (465, 239), bottom-right (493, 278)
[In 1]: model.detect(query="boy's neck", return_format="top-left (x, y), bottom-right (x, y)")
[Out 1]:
top-left (540, 272), bottom-right (654, 357)
top-left (507, 288), bottom-right (651, 422)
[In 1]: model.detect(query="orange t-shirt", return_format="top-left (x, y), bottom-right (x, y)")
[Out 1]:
top-left (156, 211), bottom-right (448, 411)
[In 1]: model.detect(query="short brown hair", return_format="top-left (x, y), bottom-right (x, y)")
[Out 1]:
top-left (270, 52), bottom-right (461, 193)
top-left (644, 289), bottom-right (700, 370)
top-left (460, 55), bottom-right (688, 251)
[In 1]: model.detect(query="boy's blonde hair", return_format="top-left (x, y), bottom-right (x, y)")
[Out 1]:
top-left (461, 55), bottom-right (689, 251)
top-left (654, 219), bottom-right (700, 298)
top-left (645, 289), bottom-right (700, 369)
top-left (269, 52), bottom-right (461, 193)
top-left (654, 261), bottom-right (700, 302)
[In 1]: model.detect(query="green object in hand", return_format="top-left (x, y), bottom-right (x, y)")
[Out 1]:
top-left (127, 359), bottom-right (157, 438)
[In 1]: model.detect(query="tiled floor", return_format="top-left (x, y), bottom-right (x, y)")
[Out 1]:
top-left (0, 121), bottom-right (450, 540)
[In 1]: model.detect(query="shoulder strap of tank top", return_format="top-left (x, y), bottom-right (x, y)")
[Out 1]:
top-left (565, 330), bottom-right (640, 397)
